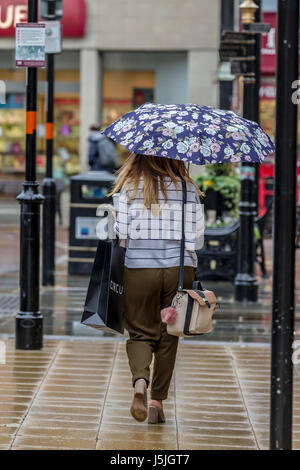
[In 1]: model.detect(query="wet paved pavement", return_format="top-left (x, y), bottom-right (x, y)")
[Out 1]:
top-left (1, 198), bottom-right (300, 450)
top-left (0, 338), bottom-right (299, 450)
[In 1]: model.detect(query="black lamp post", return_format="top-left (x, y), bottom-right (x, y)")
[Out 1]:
top-left (254, 0), bottom-right (261, 211)
top-left (270, 0), bottom-right (298, 450)
top-left (16, 0), bottom-right (44, 350)
top-left (42, 0), bottom-right (57, 286)
top-left (234, 0), bottom-right (258, 302)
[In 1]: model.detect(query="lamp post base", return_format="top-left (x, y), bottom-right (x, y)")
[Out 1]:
top-left (15, 313), bottom-right (43, 350)
top-left (16, 185), bottom-right (44, 350)
top-left (234, 274), bottom-right (258, 302)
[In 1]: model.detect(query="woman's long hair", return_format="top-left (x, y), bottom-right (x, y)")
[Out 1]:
top-left (108, 153), bottom-right (203, 208)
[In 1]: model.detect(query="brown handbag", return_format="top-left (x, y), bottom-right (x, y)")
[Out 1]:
top-left (166, 180), bottom-right (217, 337)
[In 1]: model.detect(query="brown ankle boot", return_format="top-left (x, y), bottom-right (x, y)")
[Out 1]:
top-left (130, 378), bottom-right (147, 422)
top-left (148, 404), bottom-right (166, 424)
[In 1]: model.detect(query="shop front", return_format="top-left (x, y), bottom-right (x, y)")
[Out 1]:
top-left (100, 52), bottom-right (188, 161)
top-left (0, 91), bottom-right (25, 177)
top-left (0, 0), bottom-right (85, 181)
top-left (0, 0), bottom-right (219, 178)
top-left (258, 11), bottom-right (300, 214)
top-left (0, 69), bottom-right (81, 181)
top-left (260, 11), bottom-right (300, 145)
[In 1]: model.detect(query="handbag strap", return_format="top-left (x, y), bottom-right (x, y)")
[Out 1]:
top-left (178, 180), bottom-right (187, 292)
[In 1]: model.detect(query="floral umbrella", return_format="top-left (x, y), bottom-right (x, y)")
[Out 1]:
top-left (102, 103), bottom-right (274, 165)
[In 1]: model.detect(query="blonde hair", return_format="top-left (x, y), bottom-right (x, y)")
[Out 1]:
top-left (108, 153), bottom-right (203, 208)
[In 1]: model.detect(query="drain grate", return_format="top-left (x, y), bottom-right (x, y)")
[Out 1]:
top-left (0, 295), bottom-right (19, 315)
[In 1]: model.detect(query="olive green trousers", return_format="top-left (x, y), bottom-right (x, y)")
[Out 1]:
top-left (124, 266), bottom-right (195, 401)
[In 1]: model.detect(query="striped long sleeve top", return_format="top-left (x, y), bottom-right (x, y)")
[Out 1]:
top-left (114, 176), bottom-right (205, 269)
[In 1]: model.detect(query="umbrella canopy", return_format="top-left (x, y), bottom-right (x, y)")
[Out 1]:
top-left (103, 103), bottom-right (274, 165)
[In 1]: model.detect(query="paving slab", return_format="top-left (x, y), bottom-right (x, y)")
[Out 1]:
top-left (0, 338), bottom-right (299, 450)
top-left (0, 215), bottom-right (300, 450)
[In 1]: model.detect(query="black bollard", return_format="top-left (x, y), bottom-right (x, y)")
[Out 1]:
top-left (16, 0), bottom-right (44, 350)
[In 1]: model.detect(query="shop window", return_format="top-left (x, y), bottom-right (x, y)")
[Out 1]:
top-left (102, 70), bottom-right (155, 124)
top-left (0, 93), bottom-right (26, 175)
top-left (102, 69), bottom-right (155, 160)
top-left (0, 66), bottom-right (80, 178)
top-left (132, 88), bottom-right (154, 109)
top-left (54, 96), bottom-right (80, 176)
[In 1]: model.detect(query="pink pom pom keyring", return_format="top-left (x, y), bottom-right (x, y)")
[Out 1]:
top-left (160, 307), bottom-right (177, 325)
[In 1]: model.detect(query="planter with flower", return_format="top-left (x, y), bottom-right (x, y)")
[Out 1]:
top-left (195, 163), bottom-right (241, 224)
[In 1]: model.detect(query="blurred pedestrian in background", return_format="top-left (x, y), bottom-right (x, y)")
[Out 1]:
top-left (88, 124), bottom-right (118, 173)
top-left (53, 148), bottom-right (70, 226)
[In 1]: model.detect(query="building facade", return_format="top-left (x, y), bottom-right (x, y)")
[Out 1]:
top-left (0, 0), bottom-right (220, 176)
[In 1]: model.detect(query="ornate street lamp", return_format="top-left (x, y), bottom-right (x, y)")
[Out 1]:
top-left (239, 0), bottom-right (258, 24)
top-left (234, 0), bottom-right (259, 302)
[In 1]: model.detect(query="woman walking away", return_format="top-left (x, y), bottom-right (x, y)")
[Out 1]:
top-left (109, 153), bottom-right (204, 424)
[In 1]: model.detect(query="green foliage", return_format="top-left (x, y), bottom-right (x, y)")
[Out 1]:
top-left (213, 175), bottom-right (240, 215)
top-left (194, 163), bottom-right (241, 218)
top-left (205, 163), bottom-right (237, 178)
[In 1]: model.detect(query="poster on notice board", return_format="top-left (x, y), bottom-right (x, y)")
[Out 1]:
top-left (15, 23), bottom-right (46, 67)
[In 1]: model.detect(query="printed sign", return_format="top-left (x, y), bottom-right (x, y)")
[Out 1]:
top-left (15, 23), bottom-right (45, 67)
top-left (44, 21), bottom-right (62, 54)
top-left (219, 42), bottom-right (254, 61)
top-left (261, 12), bottom-right (300, 74)
top-left (230, 58), bottom-right (255, 76)
top-left (0, 93), bottom-right (24, 109)
top-left (222, 31), bottom-right (254, 42)
top-left (75, 216), bottom-right (108, 240)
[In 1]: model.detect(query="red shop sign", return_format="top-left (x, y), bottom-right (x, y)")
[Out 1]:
top-left (0, 0), bottom-right (86, 38)
top-left (261, 11), bottom-right (300, 74)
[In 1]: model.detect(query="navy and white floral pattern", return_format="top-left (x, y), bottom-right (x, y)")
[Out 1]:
top-left (103, 103), bottom-right (274, 165)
